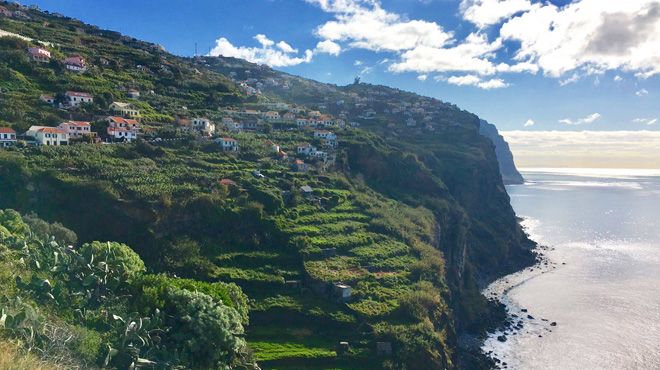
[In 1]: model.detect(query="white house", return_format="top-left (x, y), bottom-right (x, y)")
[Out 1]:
top-left (192, 118), bottom-right (216, 136)
top-left (58, 121), bottom-right (93, 138)
top-left (65, 91), bottom-right (93, 107)
top-left (64, 55), bottom-right (86, 72)
top-left (223, 117), bottom-right (242, 132)
top-left (218, 137), bottom-right (238, 152)
top-left (26, 126), bottom-right (69, 146)
top-left (297, 143), bottom-right (316, 156)
top-left (106, 116), bottom-right (139, 142)
top-left (109, 102), bottom-right (140, 118)
top-left (27, 47), bottom-right (50, 63)
top-left (296, 118), bottom-right (310, 128)
top-left (40, 94), bottom-right (55, 105)
top-left (0, 127), bottom-right (17, 147)
top-left (314, 130), bottom-right (337, 141)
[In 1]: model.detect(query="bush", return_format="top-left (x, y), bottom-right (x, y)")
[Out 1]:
top-left (164, 288), bottom-right (248, 369)
top-left (79, 241), bottom-right (146, 280)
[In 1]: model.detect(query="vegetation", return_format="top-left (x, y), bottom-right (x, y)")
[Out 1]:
top-left (0, 209), bottom-right (251, 369)
top-left (0, 3), bottom-right (536, 369)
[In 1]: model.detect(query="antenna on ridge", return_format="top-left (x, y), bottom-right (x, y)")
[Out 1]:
top-left (194, 42), bottom-right (198, 57)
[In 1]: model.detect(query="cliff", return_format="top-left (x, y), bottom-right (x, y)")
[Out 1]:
top-left (479, 120), bottom-right (525, 185)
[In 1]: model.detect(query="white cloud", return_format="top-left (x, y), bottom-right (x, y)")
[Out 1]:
top-left (315, 40), bottom-right (342, 55)
top-left (501, 130), bottom-right (660, 169)
top-left (499, 0), bottom-right (660, 78)
top-left (559, 113), bottom-right (601, 125)
top-left (276, 41), bottom-right (297, 53)
top-left (614, 75), bottom-right (623, 82)
top-left (460, 0), bottom-right (533, 28)
top-left (524, 119), bottom-right (535, 127)
top-left (254, 34), bottom-right (275, 48)
top-left (633, 117), bottom-right (657, 125)
top-left (306, 0), bottom-right (453, 52)
top-left (354, 60), bottom-right (363, 66)
top-left (417, 74), bottom-right (428, 81)
top-left (208, 35), bottom-right (313, 67)
top-left (446, 74), bottom-right (509, 89)
top-left (559, 73), bottom-right (581, 86)
top-left (389, 32), bottom-right (504, 75)
top-left (306, 0), bottom-right (524, 83)
top-left (636, 88), bottom-right (649, 97)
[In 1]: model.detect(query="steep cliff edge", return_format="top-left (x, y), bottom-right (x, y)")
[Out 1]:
top-left (479, 120), bottom-right (525, 185)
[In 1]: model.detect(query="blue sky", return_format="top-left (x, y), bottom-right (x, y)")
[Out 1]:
top-left (17, 1), bottom-right (660, 168)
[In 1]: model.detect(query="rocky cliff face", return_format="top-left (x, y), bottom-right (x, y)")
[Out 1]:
top-left (479, 120), bottom-right (524, 185)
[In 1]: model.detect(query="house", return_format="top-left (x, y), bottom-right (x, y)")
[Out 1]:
top-left (40, 94), bottom-right (55, 104)
top-left (296, 118), bottom-right (310, 128)
top-left (311, 150), bottom-right (328, 160)
top-left (65, 91), bottom-right (93, 107)
top-left (265, 140), bottom-right (280, 153)
top-left (292, 159), bottom-right (309, 172)
top-left (217, 137), bottom-right (238, 152)
top-left (192, 118), bottom-right (215, 136)
top-left (27, 47), bottom-right (50, 63)
top-left (309, 111), bottom-right (322, 118)
top-left (127, 89), bottom-right (140, 99)
top-left (242, 120), bottom-right (261, 131)
top-left (283, 112), bottom-right (296, 121)
top-left (223, 117), bottom-right (242, 131)
top-left (317, 115), bottom-right (335, 127)
top-left (406, 118), bottom-right (417, 127)
top-left (106, 116), bottom-right (139, 142)
top-left (110, 102), bottom-right (140, 118)
top-left (0, 128), bottom-right (17, 147)
top-left (297, 143), bottom-right (316, 156)
top-left (333, 283), bottom-right (352, 301)
top-left (314, 130), bottom-right (336, 141)
top-left (263, 111), bottom-right (280, 121)
top-left (58, 121), bottom-right (93, 139)
top-left (176, 117), bottom-right (192, 131)
top-left (64, 55), bottom-right (86, 72)
top-left (26, 126), bottom-right (69, 146)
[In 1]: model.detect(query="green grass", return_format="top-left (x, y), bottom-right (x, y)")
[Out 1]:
top-left (251, 342), bottom-right (336, 362)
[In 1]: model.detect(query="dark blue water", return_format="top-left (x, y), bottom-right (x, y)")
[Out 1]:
top-left (483, 169), bottom-right (660, 369)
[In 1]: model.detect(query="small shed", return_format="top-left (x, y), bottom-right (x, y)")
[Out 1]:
top-left (336, 341), bottom-right (350, 355)
top-left (333, 283), bottom-right (352, 301)
top-left (284, 280), bottom-right (302, 289)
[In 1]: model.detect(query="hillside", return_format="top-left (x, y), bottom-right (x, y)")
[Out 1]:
top-left (0, 3), bottom-right (535, 369)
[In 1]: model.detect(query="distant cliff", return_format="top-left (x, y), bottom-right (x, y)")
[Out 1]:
top-left (479, 121), bottom-right (524, 185)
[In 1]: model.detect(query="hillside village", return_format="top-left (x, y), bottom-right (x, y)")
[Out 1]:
top-left (0, 2), bottom-right (533, 370)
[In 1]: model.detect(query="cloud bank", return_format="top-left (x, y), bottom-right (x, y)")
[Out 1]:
top-left (502, 130), bottom-right (660, 169)
top-left (209, 0), bottom-right (660, 89)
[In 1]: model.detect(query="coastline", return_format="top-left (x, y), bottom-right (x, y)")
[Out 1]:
top-left (479, 218), bottom-right (559, 369)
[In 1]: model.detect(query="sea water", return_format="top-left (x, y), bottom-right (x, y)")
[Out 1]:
top-left (482, 168), bottom-right (660, 370)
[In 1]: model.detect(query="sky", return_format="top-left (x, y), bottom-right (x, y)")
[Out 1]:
top-left (15, 0), bottom-right (660, 169)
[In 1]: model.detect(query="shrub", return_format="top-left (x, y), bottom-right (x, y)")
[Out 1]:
top-left (164, 288), bottom-right (248, 369)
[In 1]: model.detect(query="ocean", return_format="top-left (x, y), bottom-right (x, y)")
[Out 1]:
top-left (482, 168), bottom-right (660, 370)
